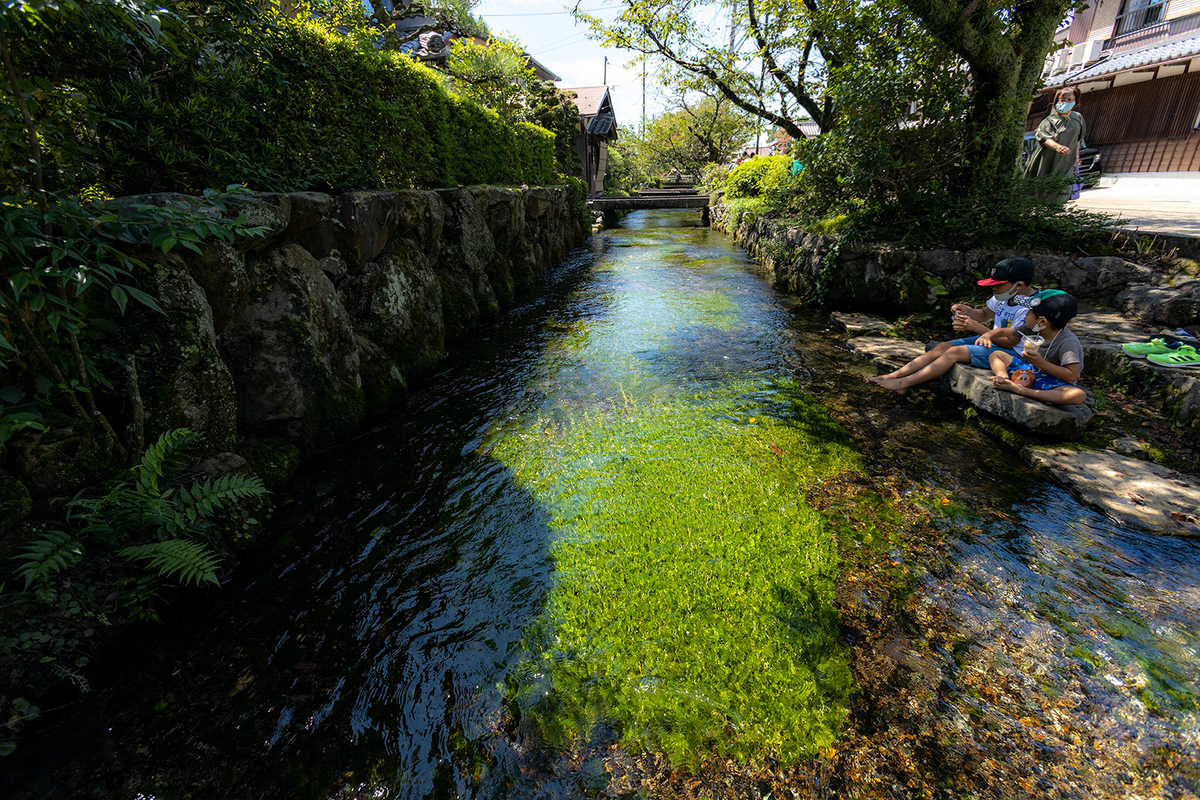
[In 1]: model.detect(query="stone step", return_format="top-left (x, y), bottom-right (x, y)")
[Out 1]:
top-left (1027, 447), bottom-right (1200, 536)
top-left (846, 334), bottom-right (1094, 436)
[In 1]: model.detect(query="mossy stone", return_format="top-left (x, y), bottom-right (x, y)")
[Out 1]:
top-left (237, 436), bottom-right (301, 492)
top-left (0, 471), bottom-right (32, 534)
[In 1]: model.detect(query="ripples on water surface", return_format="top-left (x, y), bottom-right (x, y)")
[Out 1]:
top-left (6, 210), bottom-right (1199, 799)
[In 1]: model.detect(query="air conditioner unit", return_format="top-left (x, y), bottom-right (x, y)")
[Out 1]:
top-left (1071, 39), bottom-right (1104, 66)
top-left (1052, 50), bottom-right (1069, 72)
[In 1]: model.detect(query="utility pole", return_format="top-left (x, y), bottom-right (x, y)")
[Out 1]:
top-left (642, 54), bottom-right (646, 130)
top-left (603, 56), bottom-right (608, 84)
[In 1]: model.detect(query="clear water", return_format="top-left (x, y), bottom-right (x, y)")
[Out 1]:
top-left (5, 210), bottom-right (1199, 799)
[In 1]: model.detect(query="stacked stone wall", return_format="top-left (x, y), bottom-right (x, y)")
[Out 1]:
top-left (3, 186), bottom-right (587, 511)
top-left (710, 193), bottom-right (1200, 326)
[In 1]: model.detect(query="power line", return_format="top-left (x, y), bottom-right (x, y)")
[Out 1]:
top-left (482, 7), bottom-right (613, 16)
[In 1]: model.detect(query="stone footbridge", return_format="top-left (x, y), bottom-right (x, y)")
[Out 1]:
top-left (587, 189), bottom-right (710, 212)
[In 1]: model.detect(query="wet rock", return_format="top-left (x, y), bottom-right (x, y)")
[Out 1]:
top-left (847, 336), bottom-right (927, 371)
top-left (340, 191), bottom-right (396, 269)
top-left (223, 243), bottom-right (364, 450)
top-left (185, 240), bottom-right (249, 335)
top-left (10, 420), bottom-right (124, 496)
top-left (1027, 447), bottom-right (1200, 536)
top-left (135, 254), bottom-right (238, 451)
top-left (1114, 284), bottom-right (1200, 327)
top-left (947, 365), bottom-right (1093, 437)
top-left (354, 333), bottom-right (408, 414)
top-left (0, 470), bottom-right (32, 534)
top-left (832, 313), bottom-right (894, 337)
top-left (340, 239), bottom-right (445, 377)
top-left (435, 188), bottom-right (500, 339)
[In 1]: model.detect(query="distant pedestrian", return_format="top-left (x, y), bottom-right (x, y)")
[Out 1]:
top-left (1023, 86), bottom-right (1086, 197)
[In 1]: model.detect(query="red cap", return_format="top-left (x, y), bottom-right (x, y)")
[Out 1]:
top-left (977, 277), bottom-right (1008, 286)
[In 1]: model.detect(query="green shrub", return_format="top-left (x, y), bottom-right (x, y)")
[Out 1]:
top-left (3, 5), bottom-right (556, 196)
top-left (725, 155), bottom-right (791, 199)
top-left (698, 162), bottom-right (730, 194)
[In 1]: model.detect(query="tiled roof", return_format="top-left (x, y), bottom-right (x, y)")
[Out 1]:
top-left (1043, 35), bottom-right (1200, 87)
top-left (562, 85), bottom-right (609, 117)
top-left (587, 110), bottom-right (617, 137)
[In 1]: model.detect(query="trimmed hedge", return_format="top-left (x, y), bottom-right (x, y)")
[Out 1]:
top-left (4, 9), bottom-right (555, 195)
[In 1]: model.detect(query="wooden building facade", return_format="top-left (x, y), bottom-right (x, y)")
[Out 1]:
top-left (1033, 0), bottom-right (1200, 173)
top-left (561, 86), bottom-right (618, 198)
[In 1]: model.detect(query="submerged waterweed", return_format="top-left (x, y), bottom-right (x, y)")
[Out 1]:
top-left (494, 383), bottom-right (860, 766)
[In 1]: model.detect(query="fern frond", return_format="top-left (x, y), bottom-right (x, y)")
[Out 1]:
top-left (190, 474), bottom-right (268, 508)
top-left (120, 540), bottom-right (221, 587)
top-left (135, 428), bottom-right (196, 496)
top-left (13, 531), bottom-right (85, 590)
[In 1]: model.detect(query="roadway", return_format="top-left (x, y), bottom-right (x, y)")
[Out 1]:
top-left (1070, 172), bottom-right (1200, 239)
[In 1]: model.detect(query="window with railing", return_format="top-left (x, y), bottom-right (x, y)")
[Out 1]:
top-left (1114, 0), bottom-right (1168, 35)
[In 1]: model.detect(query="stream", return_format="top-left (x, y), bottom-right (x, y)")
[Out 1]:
top-left (5, 210), bottom-right (1199, 800)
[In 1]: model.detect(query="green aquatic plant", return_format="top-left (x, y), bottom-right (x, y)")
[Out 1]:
top-left (495, 383), bottom-right (860, 766)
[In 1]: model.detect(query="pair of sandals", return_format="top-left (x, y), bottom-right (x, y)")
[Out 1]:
top-left (1121, 337), bottom-right (1200, 368)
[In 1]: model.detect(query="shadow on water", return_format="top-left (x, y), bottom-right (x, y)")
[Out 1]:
top-left (2, 239), bottom-right (622, 800)
top-left (4, 209), bottom-right (1199, 799)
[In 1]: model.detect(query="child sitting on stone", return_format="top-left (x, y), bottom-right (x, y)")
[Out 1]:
top-left (869, 256), bottom-right (1038, 394)
top-left (986, 290), bottom-right (1087, 406)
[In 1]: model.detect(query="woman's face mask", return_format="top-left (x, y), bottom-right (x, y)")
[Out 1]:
top-left (1055, 100), bottom-right (1076, 114)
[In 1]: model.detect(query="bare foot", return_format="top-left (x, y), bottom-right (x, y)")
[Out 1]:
top-left (873, 377), bottom-right (910, 395)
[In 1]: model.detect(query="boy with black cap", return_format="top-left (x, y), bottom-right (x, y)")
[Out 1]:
top-left (987, 290), bottom-right (1087, 405)
top-left (870, 257), bottom-right (1038, 393)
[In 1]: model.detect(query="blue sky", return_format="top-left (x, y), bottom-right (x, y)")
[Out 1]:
top-left (474, 0), bottom-right (671, 128)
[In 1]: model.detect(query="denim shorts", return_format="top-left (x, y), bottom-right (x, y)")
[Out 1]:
top-left (947, 336), bottom-right (1018, 369)
top-left (1008, 355), bottom-right (1072, 391)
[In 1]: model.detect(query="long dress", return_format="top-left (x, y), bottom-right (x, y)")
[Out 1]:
top-left (1023, 110), bottom-right (1086, 179)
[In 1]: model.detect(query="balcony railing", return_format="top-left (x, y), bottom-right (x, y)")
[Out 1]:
top-left (1114, 0), bottom-right (1168, 36)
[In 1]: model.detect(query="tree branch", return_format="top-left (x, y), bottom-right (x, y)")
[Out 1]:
top-left (746, 0), bottom-right (830, 129)
top-left (639, 23), bottom-right (814, 141)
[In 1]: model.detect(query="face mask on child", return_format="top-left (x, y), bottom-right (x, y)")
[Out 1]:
top-left (1032, 319), bottom-right (1048, 333)
top-left (1055, 101), bottom-right (1076, 114)
top-left (995, 287), bottom-right (1018, 302)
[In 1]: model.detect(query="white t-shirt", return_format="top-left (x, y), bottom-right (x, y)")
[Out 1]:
top-left (986, 293), bottom-right (1033, 330)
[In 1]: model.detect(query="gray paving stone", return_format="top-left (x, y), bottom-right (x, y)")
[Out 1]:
top-left (1028, 447), bottom-right (1200, 536)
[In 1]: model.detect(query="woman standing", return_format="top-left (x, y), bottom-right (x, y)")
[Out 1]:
top-left (1023, 86), bottom-right (1086, 193)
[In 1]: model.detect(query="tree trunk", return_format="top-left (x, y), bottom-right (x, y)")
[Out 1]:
top-left (963, 67), bottom-right (1025, 200)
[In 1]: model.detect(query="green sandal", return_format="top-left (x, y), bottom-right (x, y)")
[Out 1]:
top-left (1121, 338), bottom-right (1174, 358)
top-left (1148, 344), bottom-right (1200, 368)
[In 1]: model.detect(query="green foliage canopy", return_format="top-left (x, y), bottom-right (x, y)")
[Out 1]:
top-left (631, 93), bottom-right (757, 180)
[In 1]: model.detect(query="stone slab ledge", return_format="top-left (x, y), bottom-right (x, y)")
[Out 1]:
top-left (1027, 447), bottom-right (1200, 536)
top-left (846, 334), bottom-right (1093, 436)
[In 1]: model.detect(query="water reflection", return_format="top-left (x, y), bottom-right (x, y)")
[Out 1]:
top-left (4, 210), bottom-right (1198, 799)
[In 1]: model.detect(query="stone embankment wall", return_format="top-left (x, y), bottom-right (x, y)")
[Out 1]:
top-left (709, 194), bottom-right (1200, 438)
top-left (4, 186), bottom-right (586, 514)
top-left (709, 194), bottom-right (1200, 327)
